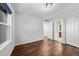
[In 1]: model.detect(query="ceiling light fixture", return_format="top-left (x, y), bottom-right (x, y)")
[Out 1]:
top-left (46, 3), bottom-right (53, 8)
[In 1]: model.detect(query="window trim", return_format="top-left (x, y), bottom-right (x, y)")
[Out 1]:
top-left (0, 4), bottom-right (12, 52)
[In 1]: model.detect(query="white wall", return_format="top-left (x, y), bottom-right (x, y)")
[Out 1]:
top-left (54, 20), bottom-right (59, 41)
top-left (15, 13), bottom-right (43, 45)
top-left (66, 17), bottom-right (79, 47)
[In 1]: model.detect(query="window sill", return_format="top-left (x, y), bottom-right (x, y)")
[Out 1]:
top-left (0, 40), bottom-right (12, 51)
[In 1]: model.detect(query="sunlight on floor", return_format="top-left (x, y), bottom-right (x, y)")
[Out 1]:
top-left (40, 36), bottom-right (50, 55)
top-left (40, 36), bottom-right (63, 56)
top-left (52, 40), bottom-right (63, 55)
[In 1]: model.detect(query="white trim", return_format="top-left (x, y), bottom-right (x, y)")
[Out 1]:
top-left (6, 14), bottom-right (12, 41)
top-left (16, 38), bottom-right (43, 46)
top-left (7, 3), bottom-right (15, 42)
top-left (0, 40), bottom-right (12, 52)
top-left (9, 15), bottom-right (12, 41)
top-left (0, 4), bottom-right (13, 52)
top-left (0, 22), bottom-right (9, 26)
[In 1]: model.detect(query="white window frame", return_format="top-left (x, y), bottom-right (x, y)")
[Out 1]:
top-left (0, 8), bottom-right (12, 51)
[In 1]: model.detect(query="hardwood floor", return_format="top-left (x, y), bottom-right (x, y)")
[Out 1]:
top-left (11, 37), bottom-right (79, 56)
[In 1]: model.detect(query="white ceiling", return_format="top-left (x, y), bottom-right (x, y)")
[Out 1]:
top-left (11, 3), bottom-right (79, 19)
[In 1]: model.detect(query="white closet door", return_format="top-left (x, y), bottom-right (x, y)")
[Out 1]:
top-left (66, 18), bottom-right (79, 47)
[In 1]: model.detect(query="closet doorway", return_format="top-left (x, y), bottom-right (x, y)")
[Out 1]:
top-left (54, 19), bottom-right (66, 44)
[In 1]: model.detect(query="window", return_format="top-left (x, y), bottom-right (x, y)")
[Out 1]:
top-left (0, 5), bottom-right (10, 44)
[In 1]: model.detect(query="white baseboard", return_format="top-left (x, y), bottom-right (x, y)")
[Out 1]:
top-left (15, 38), bottom-right (43, 46)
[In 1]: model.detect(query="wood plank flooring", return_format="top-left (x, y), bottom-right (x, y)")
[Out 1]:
top-left (11, 37), bottom-right (79, 56)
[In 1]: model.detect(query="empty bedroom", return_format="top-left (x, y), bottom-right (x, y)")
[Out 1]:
top-left (0, 3), bottom-right (79, 56)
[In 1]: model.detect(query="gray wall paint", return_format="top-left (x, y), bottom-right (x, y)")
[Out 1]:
top-left (15, 13), bottom-right (43, 45)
